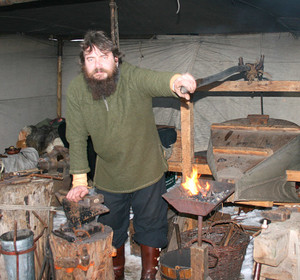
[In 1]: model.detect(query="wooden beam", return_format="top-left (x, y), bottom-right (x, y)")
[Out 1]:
top-left (168, 161), bottom-right (212, 175)
top-left (211, 123), bottom-right (300, 132)
top-left (286, 170), bottom-right (300, 182)
top-left (197, 81), bottom-right (300, 92)
top-left (180, 99), bottom-right (194, 181)
top-left (213, 147), bottom-right (273, 156)
top-left (235, 200), bottom-right (274, 207)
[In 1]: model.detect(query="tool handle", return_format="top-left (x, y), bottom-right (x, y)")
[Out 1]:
top-left (180, 86), bottom-right (189, 94)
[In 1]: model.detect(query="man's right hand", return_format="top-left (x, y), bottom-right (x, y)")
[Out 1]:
top-left (66, 186), bottom-right (89, 202)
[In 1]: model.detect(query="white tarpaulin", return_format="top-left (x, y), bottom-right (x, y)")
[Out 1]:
top-left (1, 32), bottom-right (300, 153)
top-left (118, 33), bottom-right (300, 151)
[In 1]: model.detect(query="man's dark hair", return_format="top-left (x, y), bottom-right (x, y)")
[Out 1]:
top-left (79, 30), bottom-right (122, 65)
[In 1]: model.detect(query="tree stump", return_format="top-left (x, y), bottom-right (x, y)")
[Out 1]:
top-left (49, 225), bottom-right (114, 280)
top-left (0, 178), bottom-right (54, 280)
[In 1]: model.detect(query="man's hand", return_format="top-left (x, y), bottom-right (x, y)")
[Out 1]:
top-left (173, 73), bottom-right (197, 100)
top-left (66, 186), bottom-right (89, 202)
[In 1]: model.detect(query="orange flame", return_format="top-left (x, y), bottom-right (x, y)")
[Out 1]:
top-left (181, 167), bottom-right (211, 197)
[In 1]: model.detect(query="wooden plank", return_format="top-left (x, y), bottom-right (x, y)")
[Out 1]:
top-left (213, 146), bottom-right (273, 156)
top-left (211, 123), bottom-right (300, 132)
top-left (235, 200), bottom-right (274, 207)
top-left (168, 161), bottom-right (212, 175)
top-left (197, 80), bottom-right (300, 92)
top-left (286, 170), bottom-right (300, 182)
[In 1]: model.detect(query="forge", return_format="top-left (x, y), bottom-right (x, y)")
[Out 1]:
top-left (163, 179), bottom-right (234, 246)
top-left (162, 179), bottom-right (249, 280)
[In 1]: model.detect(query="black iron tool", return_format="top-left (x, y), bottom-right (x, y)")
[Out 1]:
top-left (53, 192), bottom-right (110, 242)
top-left (55, 192), bottom-right (109, 228)
top-left (180, 56), bottom-right (265, 94)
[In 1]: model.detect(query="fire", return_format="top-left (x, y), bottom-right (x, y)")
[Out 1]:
top-left (181, 167), bottom-right (211, 197)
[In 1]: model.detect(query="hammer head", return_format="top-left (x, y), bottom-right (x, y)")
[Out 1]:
top-left (55, 192), bottom-right (110, 228)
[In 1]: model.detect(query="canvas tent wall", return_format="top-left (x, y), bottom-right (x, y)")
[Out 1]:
top-left (0, 32), bottom-right (300, 154)
top-left (0, 35), bottom-right (58, 152)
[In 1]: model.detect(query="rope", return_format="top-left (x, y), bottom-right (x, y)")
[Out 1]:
top-left (0, 159), bottom-right (4, 174)
top-left (0, 204), bottom-right (57, 211)
top-left (176, 0), bottom-right (181, 14)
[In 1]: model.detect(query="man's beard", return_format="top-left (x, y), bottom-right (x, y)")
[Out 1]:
top-left (83, 65), bottom-right (119, 100)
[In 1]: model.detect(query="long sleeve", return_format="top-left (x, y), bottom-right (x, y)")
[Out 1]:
top-left (66, 77), bottom-right (90, 174)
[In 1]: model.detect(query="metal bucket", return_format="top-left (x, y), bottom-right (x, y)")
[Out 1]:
top-left (0, 229), bottom-right (35, 280)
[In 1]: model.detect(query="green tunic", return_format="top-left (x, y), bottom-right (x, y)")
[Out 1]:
top-left (66, 61), bottom-right (178, 193)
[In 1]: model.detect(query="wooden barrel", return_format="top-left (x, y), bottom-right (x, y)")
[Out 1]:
top-left (0, 178), bottom-right (54, 280)
top-left (160, 248), bottom-right (192, 280)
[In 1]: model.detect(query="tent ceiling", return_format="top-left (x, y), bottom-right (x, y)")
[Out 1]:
top-left (0, 0), bottom-right (300, 39)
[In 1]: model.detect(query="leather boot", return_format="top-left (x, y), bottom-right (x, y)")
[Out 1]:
top-left (140, 244), bottom-right (160, 280)
top-left (113, 244), bottom-right (125, 280)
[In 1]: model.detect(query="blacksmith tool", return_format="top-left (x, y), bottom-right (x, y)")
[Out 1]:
top-left (53, 192), bottom-right (110, 242)
top-left (181, 56), bottom-right (265, 94)
top-left (55, 192), bottom-right (109, 227)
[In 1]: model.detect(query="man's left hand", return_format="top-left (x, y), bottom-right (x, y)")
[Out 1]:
top-left (173, 73), bottom-right (197, 100)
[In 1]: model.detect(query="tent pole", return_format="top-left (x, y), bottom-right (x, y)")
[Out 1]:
top-left (109, 0), bottom-right (120, 50)
top-left (56, 38), bottom-right (63, 118)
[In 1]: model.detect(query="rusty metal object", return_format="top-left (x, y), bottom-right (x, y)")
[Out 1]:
top-left (9, 177), bottom-right (32, 185)
top-left (248, 114), bottom-right (269, 125)
top-left (81, 246), bottom-right (90, 267)
top-left (163, 180), bottom-right (234, 246)
top-left (181, 56), bottom-right (265, 94)
top-left (38, 146), bottom-right (69, 173)
top-left (32, 211), bottom-right (48, 243)
top-left (239, 55), bottom-right (265, 82)
top-left (55, 192), bottom-right (108, 227)
top-left (53, 192), bottom-right (109, 242)
top-left (163, 180), bottom-right (235, 217)
top-left (28, 173), bottom-right (63, 181)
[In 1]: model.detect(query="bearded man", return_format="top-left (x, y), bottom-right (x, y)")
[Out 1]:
top-left (66, 30), bottom-right (196, 280)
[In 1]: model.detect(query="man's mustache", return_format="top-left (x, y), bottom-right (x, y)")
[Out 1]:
top-left (93, 68), bottom-right (107, 74)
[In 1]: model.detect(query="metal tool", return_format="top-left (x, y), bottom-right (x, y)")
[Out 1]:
top-left (55, 192), bottom-right (109, 227)
top-left (53, 192), bottom-right (109, 242)
top-left (181, 56), bottom-right (265, 94)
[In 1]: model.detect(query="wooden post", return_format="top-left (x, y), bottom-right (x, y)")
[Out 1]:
top-left (56, 38), bottom-right (63, 118)
top-left (167, 99), bottom-right (196, 252)
top-left (180, 98), bottom-right (194, 180)
top-left (190, 243), bottom-right (209, 280)
top-left (49, 226), bottom-right (114, 280)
